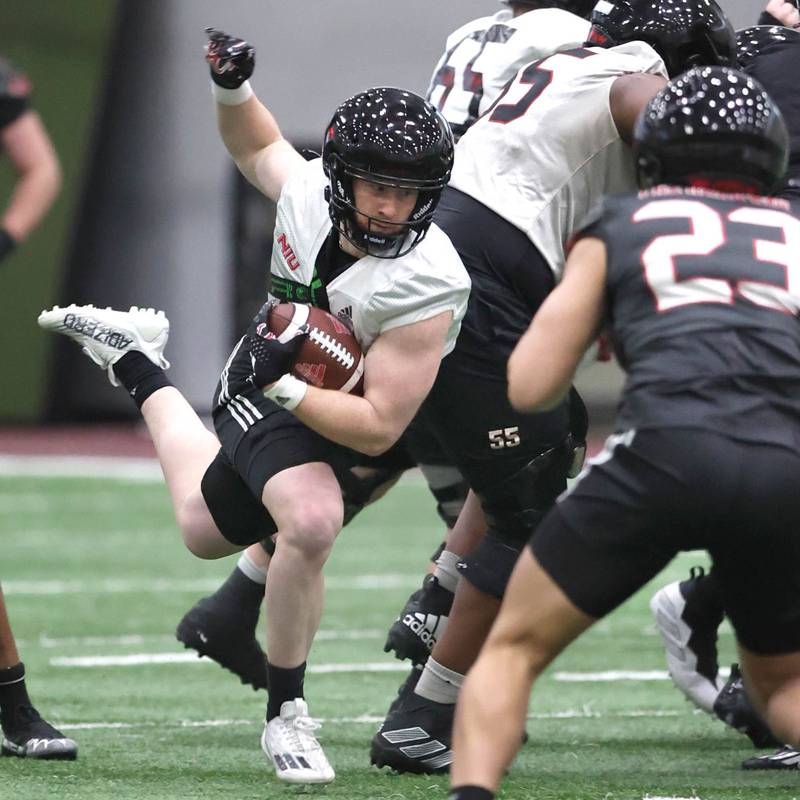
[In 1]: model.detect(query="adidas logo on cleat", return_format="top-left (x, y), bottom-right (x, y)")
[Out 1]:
top-left (273, 752), bottom-right (313, 772)
top-left (375, 726), bottom-right (452, 772)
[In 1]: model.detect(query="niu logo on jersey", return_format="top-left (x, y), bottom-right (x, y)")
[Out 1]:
top-left (277, 232), bottom-right (301, 271)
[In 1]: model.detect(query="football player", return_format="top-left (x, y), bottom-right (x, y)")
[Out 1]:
top-left (0, 586), bottom-right (77, 759)
top-left (0, 55), bottom-right (60, 263)
top-left (384, 0), bottom-right (595, 673)
top-left (371, 0), bottom-right (737, 774)
top-left (649, 7), bottom-right (800, 770)
top-left (1, 56), bottom-right (72, 761)
top-left (174, 0), bottom-right (597, 690)
top-left (450, 63), bottom-right (800, 800)
top-left (38, 30), bottom-right (470, 785)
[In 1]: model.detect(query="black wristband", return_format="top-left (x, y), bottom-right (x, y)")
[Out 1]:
top-left (0, 229), bottom-right (17, 263)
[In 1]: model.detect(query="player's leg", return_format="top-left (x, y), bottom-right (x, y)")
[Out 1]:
top-left (175, 446), bottom-right (410, 689)
top-left (0, 586), bottom-right (78, 760)
top-left (450, 549), bottom-right (595, 793)
top-left (37, 304), bottom-right (236, 559)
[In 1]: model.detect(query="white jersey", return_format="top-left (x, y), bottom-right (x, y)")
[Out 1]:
top-left (269, 158), bottom-right (470, 356)
top-left (426, 8), bottom-right (590, 140)
top-left (450, 41), bottom-right (668, 280)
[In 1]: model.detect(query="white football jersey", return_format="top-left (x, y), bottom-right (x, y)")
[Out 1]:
top-left (426, 8), bottom-right (591, 139)
top-left (450, 41), bottom-right (668, 280)
top-left (269, 158), bottom-right (470, 356)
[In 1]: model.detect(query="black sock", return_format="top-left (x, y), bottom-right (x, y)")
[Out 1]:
top-left (112, 351), bottom-right (172, 410)
top-left (212, 566), bottom-right (264, 630)
top-left (266, 662), bottom-right (306, 721)
top-left (0, 663), bottom-right (31, 727)
top-left (695, 570), bottom-right (725, 618)
top-left (449, 786), bottom-right (494, 800)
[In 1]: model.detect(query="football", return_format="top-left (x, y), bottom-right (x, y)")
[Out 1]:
top-left (267, 302), bottom-right (364, 394)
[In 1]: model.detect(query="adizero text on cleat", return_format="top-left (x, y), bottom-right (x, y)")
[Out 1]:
top-left (37, 304), bottom-right (170, 386)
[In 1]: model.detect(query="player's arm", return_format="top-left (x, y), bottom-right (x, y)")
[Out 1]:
top-left (0, 110), bottom-right (61, 253)
top-left (291, 312), bottom-right (453, 456)
top-left (205, 28), bottom-right (305, 202)
top-left (507, 237), bottom-right (606, 412)
top-left (609, 73), bottom-right (667, 144)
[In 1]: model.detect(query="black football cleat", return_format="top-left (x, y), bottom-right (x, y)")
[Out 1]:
top-left (1, 704), bottom-right (77, 760)
top-left (176, 595), bottom-right (268, 691)
top-left (384, 574), bottom-right (454, 665)
top-left (371, 691), bottom-right (454, 774)
top-left (742, 746), bottom-right (800, 770)
top-left (386, 664), bottom-right (424, 717)
top-left (713, 663), bottom-right (781, 749)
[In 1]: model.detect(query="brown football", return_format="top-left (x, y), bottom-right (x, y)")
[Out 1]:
top-left (267, 302), bottom-right (364, 395)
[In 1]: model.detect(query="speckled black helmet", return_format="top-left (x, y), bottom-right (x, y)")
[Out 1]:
top-left (736, 24), bottom-right (800, 71)
top-left (634, 66), bottom-right (789, 193)
top-left (322, 87), bottom-right (454, 258)
top-left (586, 0), bottom-right (736, 77)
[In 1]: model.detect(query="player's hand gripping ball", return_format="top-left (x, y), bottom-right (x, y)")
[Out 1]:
top-left (258, 302), bottom-right (364, 394)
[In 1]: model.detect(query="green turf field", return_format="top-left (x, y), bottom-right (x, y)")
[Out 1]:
top-left (2, 470), bottom-right (797, 799)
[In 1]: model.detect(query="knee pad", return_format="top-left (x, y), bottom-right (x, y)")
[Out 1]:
top-left (201, 451), bottom-right (278, 547)
top-left (339, 467), bottom-right (403, 526)
top-left (457, 534), bottom-right (521, 600)
top-left (418, 463), bottom-right (469, 529)
top-left (477, 444), bottom-right (572, 553)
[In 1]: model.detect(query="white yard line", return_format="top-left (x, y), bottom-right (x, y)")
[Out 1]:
top-left (554, 668), bottom-right (730, 682)
top-left (48, 654), bottom-right (728, 685)
top-left (56, 708), bottom-right (684, 732)
top-left (0, 455), bottom-right (164, 481)
top-left (4, 574), bottom-right (419, 595)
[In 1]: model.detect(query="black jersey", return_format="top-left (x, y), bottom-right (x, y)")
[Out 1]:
top-left (739, 34), bottom-right (800, 197)
top-left (0, 57), bottom-right (30, 132)
top-left (581, 186), bottom-right (800, 446)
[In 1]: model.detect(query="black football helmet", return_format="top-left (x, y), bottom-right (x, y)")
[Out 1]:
top-left (586, 0), bottom-right (736, 76)
top-left (633, 66), bottom-right (789, 194)
top-left (499, 0), bottom-right (596, 19)
top-left (737, 24), bottom-right (800, 70)
top-left (322, 87), bottom-right (454, 259)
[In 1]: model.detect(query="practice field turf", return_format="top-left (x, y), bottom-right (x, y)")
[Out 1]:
top-left (2, 467), bottom-right (798, 800)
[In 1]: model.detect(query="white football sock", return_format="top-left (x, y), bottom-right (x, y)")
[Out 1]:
top-left (415, 656), bottom-right (463, 705)
top-left (433, 549), bottom-right (461, 593)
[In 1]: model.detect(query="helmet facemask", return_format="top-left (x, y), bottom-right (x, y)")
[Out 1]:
top-left (326, 153), bottom-right (445, 259)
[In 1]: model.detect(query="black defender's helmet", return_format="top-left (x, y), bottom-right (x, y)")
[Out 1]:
top-left (322, 87), bottom-right (454, 259)
top-left (586, 0), bottom-right (736, 77)
top-left (633, 66), bottom-right (789, 194)
top-left (500, 0), bottom-right (596, 19)
top-left (737, 24), bottom-right (800, 70)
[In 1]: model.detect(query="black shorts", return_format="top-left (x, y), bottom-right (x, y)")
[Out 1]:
top-left (203, 387), bottom-right (358, 546)
top-left (531, 428), bottom-right (800, 655)
top-left (425, 188), bottom-right (570, 533)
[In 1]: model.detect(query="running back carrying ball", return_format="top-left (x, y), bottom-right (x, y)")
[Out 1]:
top-left (267, 302), bottom-right (364, 394)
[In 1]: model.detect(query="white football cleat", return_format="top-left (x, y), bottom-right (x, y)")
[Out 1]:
top-left (261, 698), bottom-right (334, 784)
top-left (650, 571), bottom-right (724, 713)
top-left (38, 304), bottom-right (170, 387)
